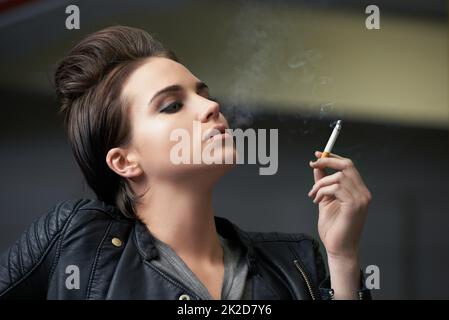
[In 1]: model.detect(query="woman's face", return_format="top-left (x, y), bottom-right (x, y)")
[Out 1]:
top-left (116, 56), bottom-right (236, 183)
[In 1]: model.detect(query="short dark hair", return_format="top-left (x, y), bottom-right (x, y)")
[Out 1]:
top-left (54, 25), bottom-right (178, 218)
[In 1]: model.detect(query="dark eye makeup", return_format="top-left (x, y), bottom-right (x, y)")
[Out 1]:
top-left (158, 95), bottom-right (219, 114)
top-left (160, 101), bottom-right (184, 114)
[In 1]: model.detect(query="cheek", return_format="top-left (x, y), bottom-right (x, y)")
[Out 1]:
top-left (133, 118), bottom-right (193, 172)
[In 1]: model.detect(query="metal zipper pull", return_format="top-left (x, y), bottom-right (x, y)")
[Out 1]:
top-left (293, 259), bottom-right (316, 300)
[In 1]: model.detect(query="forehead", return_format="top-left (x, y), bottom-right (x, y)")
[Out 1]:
top-left (122, 56), bottom-right (200, 102)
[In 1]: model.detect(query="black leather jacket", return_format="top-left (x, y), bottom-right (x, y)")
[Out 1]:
top-left (0, 199), bottom-right (370, 300)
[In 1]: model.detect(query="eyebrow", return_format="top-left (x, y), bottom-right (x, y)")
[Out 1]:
top-left (149, 81), bottom-right (209, 104)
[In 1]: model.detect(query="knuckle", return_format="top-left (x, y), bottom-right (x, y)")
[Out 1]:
top-left (359, 194), bottom-right (370, 207)
top-left (336, 171), bottom-right (344, 180)
top-left (344, 159), bottom-right (353, 168)
top-left (366, 191), bottom-right (373, 203)
top-left (359, 197), bottom-right (367, 206)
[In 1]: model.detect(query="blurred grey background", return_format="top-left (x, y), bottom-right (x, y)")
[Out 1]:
top-left (0, 0), bottom-right (448, 299)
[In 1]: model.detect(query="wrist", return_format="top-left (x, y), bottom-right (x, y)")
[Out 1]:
top-left (326, 251), bottom-right (359, 267)
top-left (326, 252), bottom-right (361, 300)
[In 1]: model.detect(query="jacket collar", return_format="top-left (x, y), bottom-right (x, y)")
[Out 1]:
top-left (133, 215), bottom-right (257, 271)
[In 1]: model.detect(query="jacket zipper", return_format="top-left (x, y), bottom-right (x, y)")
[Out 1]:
top-left (293, 259), bottom-right (316, 300)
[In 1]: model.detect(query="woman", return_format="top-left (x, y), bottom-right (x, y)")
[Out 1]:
top-left (0, 26), bottom-right (372, 300)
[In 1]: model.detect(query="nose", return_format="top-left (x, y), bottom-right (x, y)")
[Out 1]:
top-left (198, 99), bottom-right (220, 123)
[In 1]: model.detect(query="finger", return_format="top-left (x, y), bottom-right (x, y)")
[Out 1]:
top-left (312, 165), bottom-right (326, 184)
top-left (314, 152), bottom-right (366, 189)
top-left (309, 167), bottom-right (366, 206)
top-left (310, 157), bottom-right (353, 171)
top-left (313, 183), bottom-right (353, 204)
top-left (308, 171), bottom-right (345, 198)
top-left (314, 150), bottom-right (344, 159)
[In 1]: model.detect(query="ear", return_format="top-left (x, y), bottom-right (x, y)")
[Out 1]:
top-left (106, 147), bottom-right (143, 179)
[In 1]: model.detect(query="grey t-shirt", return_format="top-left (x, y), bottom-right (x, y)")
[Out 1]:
top-left (150, 233), bottom-right (252, 300)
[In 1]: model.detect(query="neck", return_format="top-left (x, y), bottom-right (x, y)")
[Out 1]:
top-left (136, 178), bottom-right (222, 265)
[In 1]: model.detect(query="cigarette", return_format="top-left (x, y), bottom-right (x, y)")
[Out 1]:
top-left (321, 120), bottom-right (342, 158)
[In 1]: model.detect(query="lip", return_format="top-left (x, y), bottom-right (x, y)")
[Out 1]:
top-left (202, 124), bottom-right (228, 142)
top-left (209, 132), bottom-right (232, 142)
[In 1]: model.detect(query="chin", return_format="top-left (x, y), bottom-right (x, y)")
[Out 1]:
top-left (191, 147), bottom-right (237, 179)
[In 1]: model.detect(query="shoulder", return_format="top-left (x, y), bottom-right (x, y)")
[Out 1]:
top-left (0, 198), bottom-right (129, 298)
top-left (38, 198), bottom-right (131, 237)
top-left (58, 198), bottom-right (131, 228)
top-left (57, 198), bottom-right (128, 223)
top-left (6, 197), bottom-right (130, 275)
top-left (11, 197), bottom-right (129, 249)
top-left (244, 231), bottom-right (320, 259)
top-left (40, 198), bottom-right (133, 257)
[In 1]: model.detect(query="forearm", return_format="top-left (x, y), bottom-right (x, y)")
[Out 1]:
top-left (327, 253), bottom-right (361, 300)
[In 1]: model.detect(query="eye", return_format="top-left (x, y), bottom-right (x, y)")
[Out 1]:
top-left (160, 101), bottom-right (184, 114)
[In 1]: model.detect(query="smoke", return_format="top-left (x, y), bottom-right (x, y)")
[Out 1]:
top-left (329, 119), bottom-right (339, 128)
top-left (221, 0), bottom-right (342, 133)
top-left (222, 0), bottom-right (290, 128)
top-left (287, 50), bottom-right (343, 128)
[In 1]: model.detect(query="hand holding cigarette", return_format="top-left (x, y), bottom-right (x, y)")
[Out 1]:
top-left (307, 120), bottom-right (373, 299)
